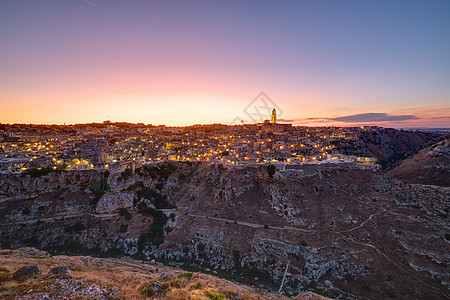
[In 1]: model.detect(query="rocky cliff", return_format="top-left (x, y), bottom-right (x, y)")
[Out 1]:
top-left (0, 162), bottom-right (449, 299)
top-left (336, 128), bottom-right (445, 169)
top-left (387, 139), bottom-right (449, 187)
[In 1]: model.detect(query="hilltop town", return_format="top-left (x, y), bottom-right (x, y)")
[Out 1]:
top-left (1, 115), bottom-right (438, 174)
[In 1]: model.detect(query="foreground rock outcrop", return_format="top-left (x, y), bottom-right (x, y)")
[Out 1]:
top-left (0, 248), bottom-right (316, 299)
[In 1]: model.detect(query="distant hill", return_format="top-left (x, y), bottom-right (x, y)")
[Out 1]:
top-left (387, 139), bottom-right (449, 187)
top-left (336, 128), bottom-right (445, 169)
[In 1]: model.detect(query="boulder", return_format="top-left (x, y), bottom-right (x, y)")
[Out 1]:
top-left (95, 192), bottom-right (134, 214)
top-left (13, 265), bottom-right (40, 282)
top-left (49, 266), bottom-right (71, 275)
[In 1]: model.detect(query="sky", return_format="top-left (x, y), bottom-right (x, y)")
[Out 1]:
top-left (0, 0), bottom-right (449, 128)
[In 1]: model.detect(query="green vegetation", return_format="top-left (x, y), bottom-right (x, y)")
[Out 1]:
top-left (178, 172), bottom-right (187, 181)
top-left (65, 221), bottom-right (85, 233)
top-left (233, 249), bottom-right (241, 270)
top-left (139, 281), bottom-right (170, 297)
top-left (137, 188), bottom-right (173, 209)
top-left (119, 224), bottom-right (128, 233)
top-left (197, 242), bottom-right (205, 252)
top-left (344, 273), bottom-right (354, 282)
top-left (120, 168), bottom-right (133, 180)
top-left (138, 206), bottom-right (168, 247)
top-left (137, 164), bottom-right (176, 181)
top-left (267, 164), bottom-right (276, 177)
top-left (90, 178), bottom-right (110, 206)
top-left (160, 167), bottom-right (173, 180)
top-left (25, 164), bottom-right (68, 177)
top-left (118, 208), bottom-right (132, 220)
top-left (205, 290), bottom-right (225, 300)
top-left (301, 240), bottom-right (308, 246)
top-left (178, 272), bottom-right (193, 279)
top-left (0, 266), bottom-right (11, 283)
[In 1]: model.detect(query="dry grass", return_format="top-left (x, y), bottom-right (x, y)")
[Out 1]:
top-left (0, 248), bottom-right (301, 299)
top-left (0, 266), bottom-right (12, 283)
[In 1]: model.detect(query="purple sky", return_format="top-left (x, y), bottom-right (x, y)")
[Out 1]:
top-left (1, 0), bottom-right (449, 127)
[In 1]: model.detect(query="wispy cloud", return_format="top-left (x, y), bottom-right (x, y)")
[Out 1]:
top-left (328, 113), bottom-right (419, 123)
top-left (301, 113), bottom-right (420, 124)
top-left (277, 118), bottom-right (294, 123)
top-left (84, 0), bottom-right (102, 10)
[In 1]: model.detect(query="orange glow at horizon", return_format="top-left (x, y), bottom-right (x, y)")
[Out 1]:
top-left (1, 1), bottom-right (449, 128)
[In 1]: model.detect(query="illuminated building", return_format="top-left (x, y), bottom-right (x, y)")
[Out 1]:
top-left (271, 108), bottom-right (277, 124)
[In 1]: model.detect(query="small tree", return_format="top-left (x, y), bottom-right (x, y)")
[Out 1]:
top-left (267, 164), bottom-right (276, 177)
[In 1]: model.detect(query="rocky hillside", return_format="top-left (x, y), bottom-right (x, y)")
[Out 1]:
top-left (335, 128), bottom-right (445, 169)
top-left (0, 162), bottom-right (449, 299)
top-left (387, 139), bottom-right (449, 187)
top-left (0, 247), bottom-right (329, 299)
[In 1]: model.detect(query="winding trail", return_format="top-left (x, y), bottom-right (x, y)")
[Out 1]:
top-left (0, 212), bottom-right (118, 226)
top-left (187, 214), bottom-right (316, 233)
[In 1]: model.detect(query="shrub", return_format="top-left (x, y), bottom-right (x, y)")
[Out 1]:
top-left (233, 249), bottom-right (241, 270)
top-left (25, 165), bottom-right (67, 177)
top-left (177, 272), bottom-right (193, 279)
top-left (118, 208), bottom-right (132, 220)
top-left (121, 168), bottom-right (133, 180)
top-left (267, 165), bottom-right (276, 177)
top-left (301, 240), bottom-right (307, 246)
top-left (0, 266), bottom-right (11, 283)
top-left (65, 221), bottom-right (85, 233)
top-left (119, 224), bottom-right (128, 233)
top-left (155, 182), bottom-right (164, 190)
top-left (138, 208), bottom-right (168, 248)
top-left (160, 167), bottom-right (173, 180)
top-left (139, 281), bottom-right (170, 297)
top-left (205, 290), bottom-right (225, 300)
top-left (170, 278), bottom-right (186, 289)
top-left (142, 165), bottom-right (159, 179)
top-left (197, 242), bottom-right (205, 252)
top-left (1, 242), bottom-right (11, 249)
top-left (90, 178), bottom-right (109, 205)
top-left (188, 277), bottom-right (206, 290)
top-left (136, 189), bottom-right (170, 209)
top-left (344, 273), bottom-right (354, 282)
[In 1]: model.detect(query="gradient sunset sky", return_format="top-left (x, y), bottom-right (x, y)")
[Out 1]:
top-left (1, 0), bottom-right (449, 127)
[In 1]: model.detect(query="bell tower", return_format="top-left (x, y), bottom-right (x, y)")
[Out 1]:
top-left (271, 108), bottom-right (277, 124)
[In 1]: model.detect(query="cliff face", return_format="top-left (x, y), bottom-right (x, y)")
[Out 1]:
top-left (0, 162), bottom-right (449, 299)
top-left (387, 139), bottom-right (449, 187)
top-left (337, 128), bottom-right (445, 168)
top-left (0, 169), bottom-right (104, 201)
